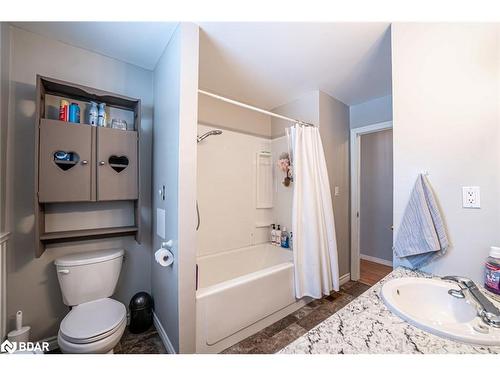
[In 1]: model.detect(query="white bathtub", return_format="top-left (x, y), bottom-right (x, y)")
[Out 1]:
top-left (196, 243), bottom-right (307, 353)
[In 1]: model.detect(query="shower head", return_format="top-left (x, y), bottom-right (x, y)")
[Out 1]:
top-left (197, 130), bottom-right (223, 143)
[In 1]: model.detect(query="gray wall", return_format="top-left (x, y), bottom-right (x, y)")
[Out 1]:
top-left (198, 93), bottom-right (271, 138)
top-left (350, 95), bottom-right (392, 129)
top-left (360, 130), bottom-right (393, 262)
top-left (271, 91), bottom-right (351, 278)
top-left (0, 23), bottom-right (10, 234)
top-left (5, 26), bottom-right (154, 340)
top-left (319, 92), bottom-right (350, 277)
top-left (271, 92), bottom-right (319, 138)
top-left (152, 23), bottom-right (199, 353)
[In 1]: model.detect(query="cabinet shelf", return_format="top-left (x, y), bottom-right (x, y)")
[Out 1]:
top-left (41, 118), bottom-right (138, 133)
top-left (40, 226), bottom-right (138, 244)
top-left (35, 75), bottom-right (142, 257)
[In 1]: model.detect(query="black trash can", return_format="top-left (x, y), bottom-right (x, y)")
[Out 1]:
top-left (129, 292), bottom-right (154, 334)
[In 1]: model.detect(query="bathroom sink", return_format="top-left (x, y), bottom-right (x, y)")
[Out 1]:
top-left (381, 277), bottom-right (500, 346)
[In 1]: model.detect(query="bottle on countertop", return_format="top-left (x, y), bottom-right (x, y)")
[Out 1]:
top-left (485, 246), bottom-right (500, 295)
top-left (275, 225), bottom-right (281, 247)
top-left (280, 226), bottom-right (289, 248)
top-left (88, 101), bottom-right (98, 126)
top-left (97, 102), bottom-right (106, 126)
top-left (270, 224), bottom-right (276, 244)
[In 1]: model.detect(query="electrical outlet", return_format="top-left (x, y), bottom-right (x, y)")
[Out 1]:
top-left (462, 186), bottom-right (480, 208)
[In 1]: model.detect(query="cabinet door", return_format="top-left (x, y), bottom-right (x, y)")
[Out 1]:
top-left (39, 120), bottom-right (93, 202)
top-left (96, 127), bottom-right (138, 201)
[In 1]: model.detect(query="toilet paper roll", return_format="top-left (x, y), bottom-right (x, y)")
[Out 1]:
top-left (155, 248), bottom-right (174, 267)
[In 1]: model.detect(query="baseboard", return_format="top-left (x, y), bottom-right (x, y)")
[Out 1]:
top-left (339, 273), bottom-right (351, 286)
top-left (153, 312), bottom-right (176, 354)
top-left (360, 254), bottom-right (393, 267)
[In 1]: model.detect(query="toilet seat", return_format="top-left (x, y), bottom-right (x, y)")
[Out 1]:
top-left (59, 298), bottom-right (126, 344)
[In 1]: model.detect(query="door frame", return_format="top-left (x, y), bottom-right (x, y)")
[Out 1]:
top-left (350, 121), bottom-right (393, 281)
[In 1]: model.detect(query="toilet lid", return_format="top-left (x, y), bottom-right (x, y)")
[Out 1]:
top-left (60, 298), bottom-right (126, 344)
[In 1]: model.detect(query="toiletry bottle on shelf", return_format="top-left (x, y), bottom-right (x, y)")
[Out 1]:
top-left (289, 232), bottom-right (293, 250)
top-left (281, 226), bottom-right (289, 248)
top-left (485, 246), bottom-right (500, 295)
top-left (68, 103), bottom-right (80, 123)
top-left (270, 224), bottom-right (276, 244)
top-left (275, 225), bottom-right (281, 246)
top-left (59, 99), bottom-right (69, 121)
top-left (97, 103), bottom-right (106, 126)
top-left (88, 101), bottom-right (98, 126)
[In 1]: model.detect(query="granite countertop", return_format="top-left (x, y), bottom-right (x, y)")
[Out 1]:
top-left (280, 267), bottom-right (500, 354)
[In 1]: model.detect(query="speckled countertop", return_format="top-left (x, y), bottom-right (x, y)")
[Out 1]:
top-left (280, 267), bottom-right (500, 354)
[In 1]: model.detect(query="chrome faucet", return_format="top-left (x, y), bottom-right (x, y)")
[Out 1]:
top-left (442, 275), bottom-right (500, 328)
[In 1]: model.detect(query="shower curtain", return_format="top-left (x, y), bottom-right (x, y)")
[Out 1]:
top-left (289, 124), bottom-right (339, 299)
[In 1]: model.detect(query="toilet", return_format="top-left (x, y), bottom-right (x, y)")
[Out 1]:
top-left (54, 249), bottom-right (127, 354)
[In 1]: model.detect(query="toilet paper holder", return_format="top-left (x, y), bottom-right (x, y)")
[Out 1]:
top-left (155, 240), bottom-right (174, 267)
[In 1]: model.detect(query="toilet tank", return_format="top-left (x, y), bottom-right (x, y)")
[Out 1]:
top-left (55, 249), bottom-right (124, 306)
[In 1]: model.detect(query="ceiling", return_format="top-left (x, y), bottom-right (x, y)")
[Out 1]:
top-left (12, 22), bottom-right (178, 70)
top-left (199, 23), bottom-right (392, 108)
top-left (200, 23), bottom-right (391, 109)
top-left (12, 22), bottom-right (392, 108)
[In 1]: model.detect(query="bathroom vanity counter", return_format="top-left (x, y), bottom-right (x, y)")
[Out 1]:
top-left (280, 268), bottom-right (500, 354)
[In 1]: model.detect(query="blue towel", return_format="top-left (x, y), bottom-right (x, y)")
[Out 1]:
top-left (394, 174), bottom-right (449, 268)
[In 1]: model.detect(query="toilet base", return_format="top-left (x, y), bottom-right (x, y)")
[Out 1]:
top-left (58, 318), bottom-right (126, 354)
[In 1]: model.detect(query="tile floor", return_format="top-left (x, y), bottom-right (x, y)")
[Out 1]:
top-left (114, 326), bottom-right (166, 354)
top-left (221, 281), bottom-right (370, 354)
top-left (49, 281), bottom-right (370, 355)
top-left (48, 325), bottom-right (166, 354)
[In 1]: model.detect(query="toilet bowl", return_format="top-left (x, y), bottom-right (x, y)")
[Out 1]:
top-left (58, 298), bottom-right (127, 354)
top-left (54, 249), bottom-right (126, 354)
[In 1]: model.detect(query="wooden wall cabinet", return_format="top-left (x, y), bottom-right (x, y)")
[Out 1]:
top-left (34, 76), bottom-right (142, 256)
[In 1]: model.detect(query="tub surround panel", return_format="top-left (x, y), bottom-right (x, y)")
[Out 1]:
top-left (281, 268), bottom-right (500, 354)
top-left (197, 124), bottom-right (272, 256)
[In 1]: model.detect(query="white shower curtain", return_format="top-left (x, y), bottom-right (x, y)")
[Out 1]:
top-left (290, 124), bottom-right (339, 299)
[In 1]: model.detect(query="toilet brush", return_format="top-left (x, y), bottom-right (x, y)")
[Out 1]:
top-left (7, 311), bottom-right (31, 343)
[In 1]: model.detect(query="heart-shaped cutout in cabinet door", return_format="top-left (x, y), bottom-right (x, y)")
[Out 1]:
top-left (108, 155), bottom-right (129, 173)
top-left (53, 151), bottom-right (80, 171)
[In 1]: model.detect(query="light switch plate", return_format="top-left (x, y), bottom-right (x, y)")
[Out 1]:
top-left (156, 208), bottom-right (166, 239)
top-left (462, 186), bottom-right (480, 208)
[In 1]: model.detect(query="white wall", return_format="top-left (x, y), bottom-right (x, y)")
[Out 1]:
top-left (152, 23), bottom-right (198, 353)
top-left (350, 95), bottom-right (392, 129)
top-left (4, 26), bottom-right (154, 341)
top-left (392, 24), bottom-right (500, 282)
top-left (196, 124), bottom-right (272, 256)
top-left (360, 129), bottom-right (393, 262)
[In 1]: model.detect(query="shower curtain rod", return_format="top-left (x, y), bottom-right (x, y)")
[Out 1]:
top-left (198, 89), bottom-right (316, 127)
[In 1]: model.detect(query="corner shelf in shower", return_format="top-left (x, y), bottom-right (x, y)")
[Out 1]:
top-left (34, 75), bottom-right (142, 257)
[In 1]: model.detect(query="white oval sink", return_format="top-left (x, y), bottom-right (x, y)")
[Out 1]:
top-left (381, 277), bottom-right (500, 346)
